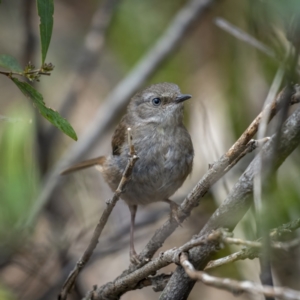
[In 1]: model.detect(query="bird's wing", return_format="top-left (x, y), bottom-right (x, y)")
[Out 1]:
top-left (111, 115), bottom-right (128, 156)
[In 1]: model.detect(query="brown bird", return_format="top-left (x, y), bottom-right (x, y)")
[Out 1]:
top-left (62, 82), bottom-right (194, 263)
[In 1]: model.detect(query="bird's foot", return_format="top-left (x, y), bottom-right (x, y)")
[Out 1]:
top-left (164, 199), bottom-right (182, 226)
top-left (130, 249), bottom-right (141, 265)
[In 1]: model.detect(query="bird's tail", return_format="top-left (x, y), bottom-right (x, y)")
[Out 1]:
top-left (61, 156), bottom-right (106, 175)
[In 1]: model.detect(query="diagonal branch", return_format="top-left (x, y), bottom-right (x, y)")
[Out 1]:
top-left (180, 253), bottom-right (300, 300)
top-left (215, 18), bottom-right (277, 59)
top-left (205, 218), bottom-right (300, 270)
top-left (94, 233), bottom-right (216, 299)
top-left (159, 91), bottom-right (300, 300)
top-left (59, 129), bottom-right (138, 300)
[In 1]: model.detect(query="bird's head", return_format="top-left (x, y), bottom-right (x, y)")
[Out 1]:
top-left (128, 82), bottom-right (191, 125)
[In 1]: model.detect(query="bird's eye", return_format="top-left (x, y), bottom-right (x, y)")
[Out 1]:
top-left (152, 97), bottom-right (161, 106)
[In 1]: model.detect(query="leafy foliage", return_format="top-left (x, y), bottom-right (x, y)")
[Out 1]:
top-left (0, 0), bottom-right (77, 140)
top-left (12, 78), bottom-right (77, 141)
top-left (37, 0), bottom-right (54, 64)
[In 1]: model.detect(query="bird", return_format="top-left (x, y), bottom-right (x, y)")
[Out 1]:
top-left (61, 82), bottom-right (194, 263)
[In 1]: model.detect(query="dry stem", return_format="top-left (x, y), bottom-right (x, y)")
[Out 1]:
top-left (59, 129), bottom-right (138, 300)
top-left (180, 252), bottom-right (300, 300)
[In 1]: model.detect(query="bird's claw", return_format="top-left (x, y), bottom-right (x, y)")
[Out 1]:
top-left (130, 249), bottom-right (141, 265)
top-left (169, 201), bottom-right (182, 226)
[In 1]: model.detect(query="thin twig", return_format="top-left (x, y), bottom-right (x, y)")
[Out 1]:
top-left (180, 252), bottom-right (300, 300)
top-left (91, 226), bottom-right (300, 299)
top-left (270, 218), bottom-right (300, 239)
top-left (215, 18), bottom-right (300, 76)
top-left (0, 69), bottom-right (51, 77)
top-left (207, 228), bottom-right (299, 251)
top-left (93, 233), bottom-right (214, 299)
top-left (222, 236), bottom-right (300, 250)
top-left (205, 247), bottom-right (259, 270)
top-left (58, 129), bottom-right (139, 300)
top-left (215, 18), bottom-right (276, 59)
top-left (205, 238), bottom-right (300, 271)
top-left (205, 218), bottom-right (300, 270)
top-left (253, 61), bottom-right (286, 300)
top-left (224, 137), bottom-right (270, 172)
top-left (127, 127), bottom-right (136, 156)
top-left (254, 66), bottom-right (285, 216)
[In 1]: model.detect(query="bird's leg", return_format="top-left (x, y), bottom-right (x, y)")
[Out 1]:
top-left (128, 204), bottom-right (140, 264)
top-left (163, 199), bottom-right (181, 224)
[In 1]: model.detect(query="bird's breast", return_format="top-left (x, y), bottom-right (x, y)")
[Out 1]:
top-left (103, 124), bottom-right (194, 205)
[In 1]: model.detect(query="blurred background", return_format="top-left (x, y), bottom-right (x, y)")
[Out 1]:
top-left (1, 0), bottom-right (300, 299)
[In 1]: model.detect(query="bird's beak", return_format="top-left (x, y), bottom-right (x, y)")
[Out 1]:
top-left (175, 94), bottom-right (192, 103)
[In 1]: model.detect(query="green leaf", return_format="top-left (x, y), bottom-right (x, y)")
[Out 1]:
top-left (0, 55), bottom-right (22, 72)
top-left (12, 78), bottom-right (77, 141)
top-left (37, 0), bottom-right (54, 64)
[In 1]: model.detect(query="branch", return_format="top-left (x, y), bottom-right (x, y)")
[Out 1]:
top-left (0, 64), bottom-right (53, 81)
top-left (93, 233), bottom-right (216, 299)
top-left (214, 18), bottom-right (277, 59)
top-left (159, 92), bottom-right (300, 299)
top-left (205, 218), bottom-right (300, 270)
top-left (91, 226), bottom-right (300, 298)
top-left (58, 129), bottom-right (139, 300)
top-left (205, 247), bottom-right (259, 270)
top-left (220, 232), bottom-right (300, 251)
top-left (253, 65), bottom-right (286, 299)
top-left (271, 218), bottom-right (300, 239)
top-left (215, 18), bottom-right (300, 79)
top-left (134, 273), bottom-right (172, 292)
top-left (180, 253), bottom-right (300, 300)
top-left (224, 137), bottom-right (270, 172)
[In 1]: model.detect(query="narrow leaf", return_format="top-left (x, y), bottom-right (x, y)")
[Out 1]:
top-left (37, 0), bottom-right (54, 64)
top-left (12, 78), bottom-right (77, 141)
top-left (0, 55), bottom-right (22, 72)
